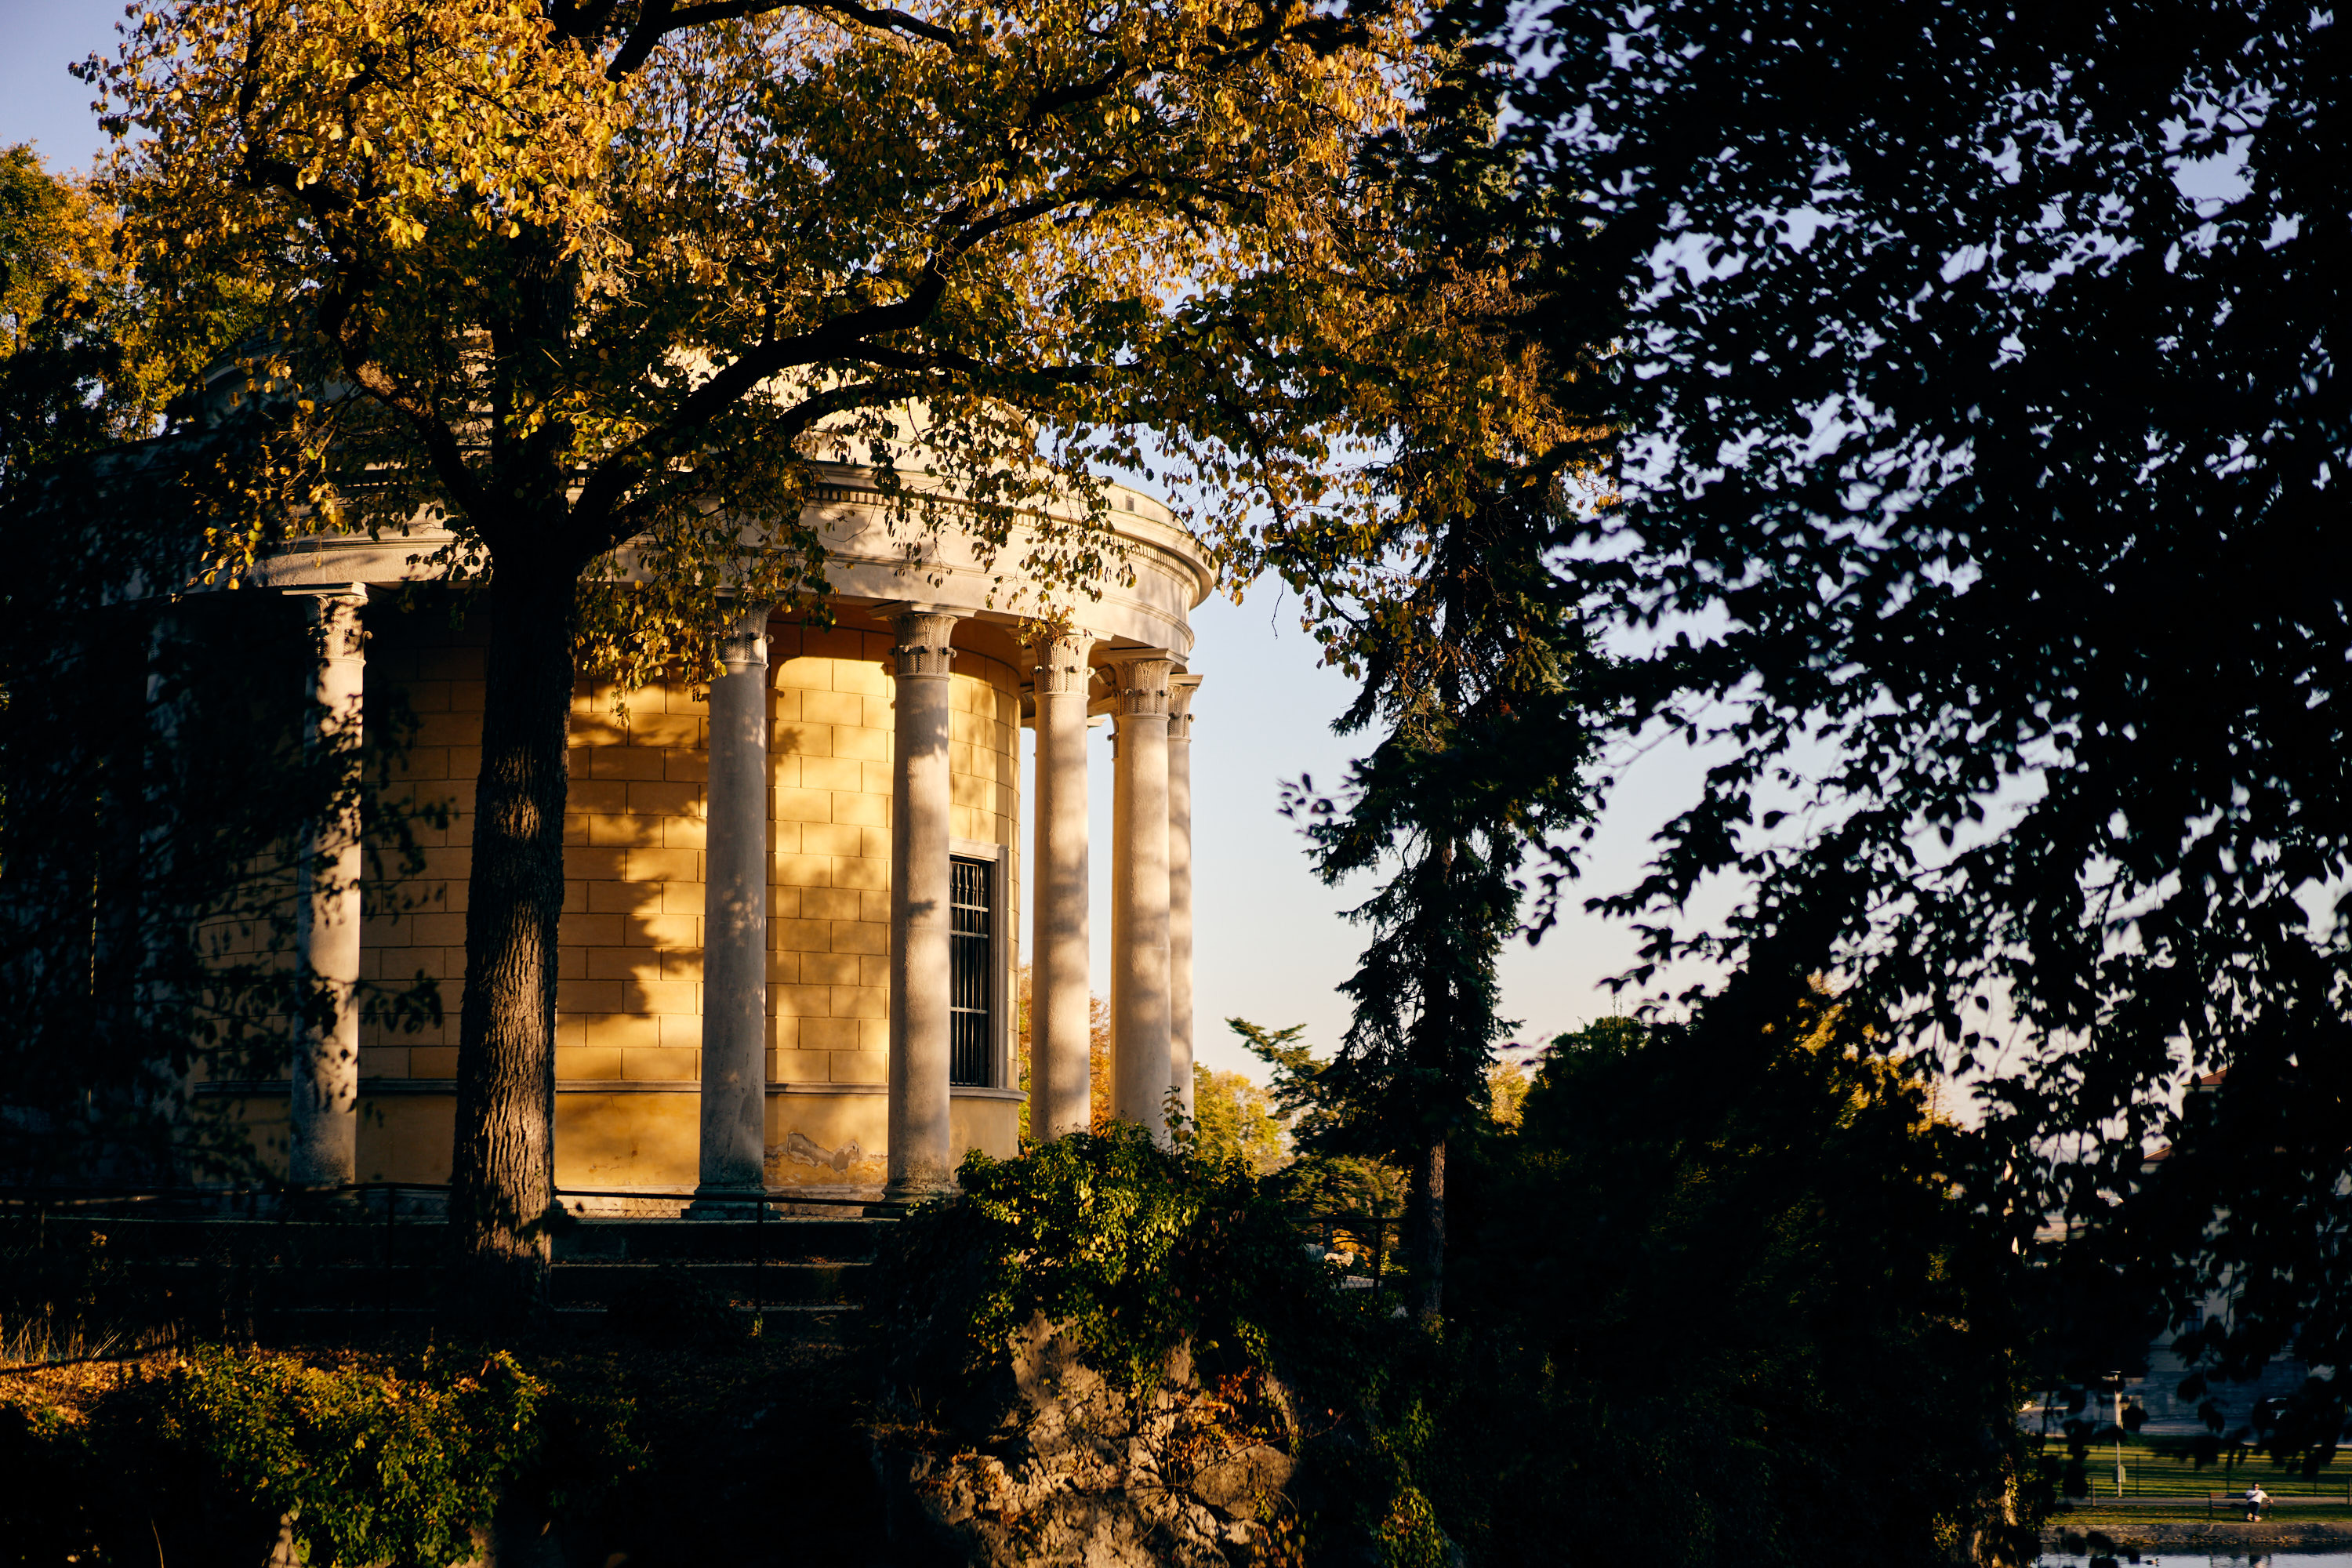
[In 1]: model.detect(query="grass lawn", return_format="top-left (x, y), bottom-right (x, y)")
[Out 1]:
top-left (2038, 1432), bottom-right (2352, 1506)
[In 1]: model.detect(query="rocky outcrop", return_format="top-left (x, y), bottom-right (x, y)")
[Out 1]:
top-left (873, 1316), bottom-right (1299, 1567)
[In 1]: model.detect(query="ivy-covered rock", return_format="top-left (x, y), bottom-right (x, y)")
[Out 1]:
top-left (860, 1127), bottom-right (1452, 1568)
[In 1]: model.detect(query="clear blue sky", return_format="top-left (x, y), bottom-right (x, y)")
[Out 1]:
top-left (1, 0), bottom-right (1732, 1080)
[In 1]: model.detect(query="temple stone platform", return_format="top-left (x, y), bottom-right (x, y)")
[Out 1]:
top-left (33, 1211), bottom-right (895, 1327)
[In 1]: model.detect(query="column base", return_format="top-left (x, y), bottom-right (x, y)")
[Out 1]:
top-left (683, 1187), bottom-right (768, 1218)
top-left (880, 1177), bottom-right (956, 1206)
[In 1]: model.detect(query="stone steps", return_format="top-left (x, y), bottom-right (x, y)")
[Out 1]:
top-left (37, 1213), bottom-right (899, 1319)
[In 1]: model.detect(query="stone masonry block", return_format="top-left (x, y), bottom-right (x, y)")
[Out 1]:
top-left (801, 1016), bottom-right (860, 1051)
top-left (829, 790), bottom-right (887, 828)
top-left (772, 982), bottom-right (833, 1018)
top-left (830, 985), bottom-right (884, 1019)
top-left (773, 917), bottom-right (833, 953)
top-left (771, 788), bottom-right (833, 823)
top-left (561, 912), bottom-right (626, 947)
top-left (586, 813), bottom-right (662, 848)
top-left (830, 920), bottom-right (887, 956)
top-left (559, 978), bottom-right (626, 1014)
top-left (626, 780), bottom-right (704, 817)
top-left (799, 755), bottom-right (862, 793)
top-left (590, 746), bottom-right (668, 782)
top-left (801, 689), bottom-right (865, 728)
top-left (586, 1013), bottom-right (661, 1051)
top-left (774, 1050), bottom-right (832, 1082)
top-left (832, 659), bottom-right (887, 696)
top-left (802, 886), bottom-right (859, 922)
top-left (798, 952), bottom-right (857, 987)
top-left (588, 946), bottom-right (656, 982)
top-left (830, 1049), bottom-right (886, 1083)
top-left (773, 851), bottom-right (833, 887)
top-left (802, 822), bottom-right (863, 858)
top-left (587, 879), bottom-right (655, 916)
top-left (557, 1047), bottom-right (623, 1080)
top-left (631, 914), bottom-right (702, 949)
top-left (775, 656), bottom-right (833, 690)
top-left (622, 1048), bottom-right (697, 1081)
top-left (626, 979), bottom-right (699, 1014)
top-left (562, 847), bottom-right (625, 883)
top-left (629, 847), bottom-right (702, 883)
top-left (628, 711), bottom-right (702, 748)
top-left (833, 855), bottom-right (887, 891)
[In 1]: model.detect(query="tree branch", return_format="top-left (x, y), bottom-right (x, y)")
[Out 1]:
top-left (601, 0), bottom-right (966, 78)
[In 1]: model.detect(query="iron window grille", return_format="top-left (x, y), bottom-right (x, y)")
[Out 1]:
top-left (949, 855), bottom-right (994, 1087)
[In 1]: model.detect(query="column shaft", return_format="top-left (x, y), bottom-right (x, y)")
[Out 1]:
top-left (290, 588), bottom-right (366, 1189)
top-left (698, 601), bottom-right (772, 1202)
top-left (1167, 675), bottom-right (1200, 1123)
top-left (1030, 630), bottom-right (1095, 1139)
top-left (1109, 655), bottom-right (1174, 1141)
top-left (887, 608), bottom-right (964, 1196)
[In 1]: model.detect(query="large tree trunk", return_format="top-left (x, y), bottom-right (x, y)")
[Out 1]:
top-left (1403, 835), bottom-right (1455, 1327)
top-left (1406, 1137), bottom-right (1446, 1327)
top-left (449, 558), bottom-right (576, 1316)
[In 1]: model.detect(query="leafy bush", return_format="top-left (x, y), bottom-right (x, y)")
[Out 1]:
top-left (150, 1346), bottom-right (543, 1566)
top-left (866, 1124), bottom-right (1348, 1400)
top-left (0, 1345), bottom-right (644, 1568)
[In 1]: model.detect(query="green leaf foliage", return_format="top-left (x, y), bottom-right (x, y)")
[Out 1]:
top-left (1458, 0), bottom-right (2350, 1406)
top-left (152, 1346), bottom-right (544, 1567)
top-left (1421, 1006), bottom-right (2045, 1566)
top-left (865, 1125), bottom-right (1348, 1402)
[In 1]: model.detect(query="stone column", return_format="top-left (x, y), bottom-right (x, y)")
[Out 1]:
top-left (696, 600), bottom-right (772, 1207)
top-left (1167, 673), bottom-right (1201, 1124)
top-left (886, 606), bottom-right (964, 1196)
top-left (1028, 627), bottom-right (1095, 1140)
top-left (1108, 652), bottom-right (1174, 1142)
top-left (289, 586), bottom-right (366, 1189)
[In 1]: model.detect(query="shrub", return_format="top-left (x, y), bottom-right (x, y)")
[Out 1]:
top-left (150, 1346), bottom-right (544, 1566)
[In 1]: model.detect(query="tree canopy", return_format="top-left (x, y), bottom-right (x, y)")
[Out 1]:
top-left (1476, 0), bottom-right (2347, 1387)
top-left (77, 0), bottom-right (1466, 1299)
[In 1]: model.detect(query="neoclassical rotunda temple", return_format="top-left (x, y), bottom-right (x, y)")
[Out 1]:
top-left (215, 458), bottom-right (1212, 1206)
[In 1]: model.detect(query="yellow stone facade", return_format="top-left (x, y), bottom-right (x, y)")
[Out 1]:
top-left (334, 604), bottom-right (1024, 1192)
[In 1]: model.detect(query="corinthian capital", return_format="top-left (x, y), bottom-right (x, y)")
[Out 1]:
top-left (884, 604), bottom-right (965, 677)
top-left (1108, 651), bottom-right (1174, 718)
top-left (1026, 624), bottom-right (1096, 697)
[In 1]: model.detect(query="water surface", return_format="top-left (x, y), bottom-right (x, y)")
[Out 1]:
top-left (2041, 1555), bottom-right (2352, 1568)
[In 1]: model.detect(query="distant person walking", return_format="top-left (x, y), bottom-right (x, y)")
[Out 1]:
top-left (2245, 1483), bottom-right (2270, 1522)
